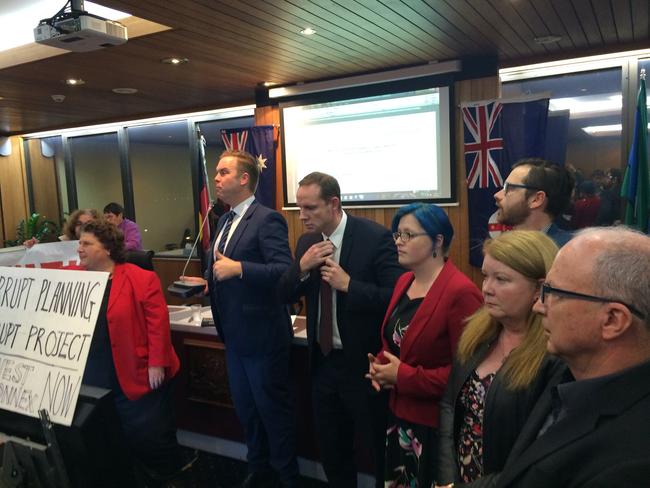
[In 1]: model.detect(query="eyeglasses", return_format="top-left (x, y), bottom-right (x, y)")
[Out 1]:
top-left (503, 182), bottom-right (540, 194)
top-left (392, 231), bottom-right (428, 243)
top-left (540, 283), bottom-right (646, 320)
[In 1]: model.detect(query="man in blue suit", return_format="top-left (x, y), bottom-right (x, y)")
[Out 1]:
top-left (205, 150), bottom-right (298, 488)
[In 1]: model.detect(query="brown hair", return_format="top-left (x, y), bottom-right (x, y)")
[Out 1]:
top-left (298, 172), bottom-right (341, 203)
top-left (79, 218), bottom-right (126, 263)
top-left (63, 209), bottom-right (99, 240)
top-left (219, 150), bottom-right (260, 193)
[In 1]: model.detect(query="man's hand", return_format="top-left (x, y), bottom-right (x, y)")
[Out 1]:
top-left (321, 257), bottom-right (350, 292)
top-left (148, 366), bottom-right (165, 390)
top-left (299, 240), bottom-right (335, 273)
top-left (213, 251), bottom-right (243, 281)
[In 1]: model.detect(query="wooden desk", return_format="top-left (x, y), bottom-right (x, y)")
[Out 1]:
top-left (171, 317), bottom-right (320, 461)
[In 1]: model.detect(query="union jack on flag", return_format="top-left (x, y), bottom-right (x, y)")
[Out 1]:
top-left (221, 129), bottom-right (249, 151)
top-left (463, 102), bottom-right (504, 189)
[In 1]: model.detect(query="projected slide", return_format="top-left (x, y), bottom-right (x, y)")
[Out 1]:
top-left (282, 87), bottom-right (453, 205)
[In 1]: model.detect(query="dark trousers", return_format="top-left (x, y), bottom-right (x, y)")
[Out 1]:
top-left (113, 378), bottom-right (183, 482)
top-left (312, 348), bottom-right (388, 488)
top-left (226, 344), bottom-right (299, 487)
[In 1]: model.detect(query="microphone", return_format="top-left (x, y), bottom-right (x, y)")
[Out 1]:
top-left (168, 202), bottom-right (214, 298)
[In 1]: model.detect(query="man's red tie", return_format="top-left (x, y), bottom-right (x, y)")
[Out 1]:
top-left (319, 241), bottom-right (333, 356)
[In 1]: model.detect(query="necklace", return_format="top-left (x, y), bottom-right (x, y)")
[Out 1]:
top-left (495, 332), bottom-right (515, 364)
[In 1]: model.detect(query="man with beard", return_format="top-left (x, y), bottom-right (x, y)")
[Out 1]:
top-left (494, 158), bottom-right (574, 247)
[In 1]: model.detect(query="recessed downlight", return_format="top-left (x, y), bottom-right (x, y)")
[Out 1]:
top-left (534, 35), bottom-right (562, 45)
top-left (161, 57), bottom-right (189, 65)
top-left (300, 27), bottom-right (316, 36)
top-left (112, 87), bottom-right (138, 94)
top-left (65, 78), bottom-right (85, 86)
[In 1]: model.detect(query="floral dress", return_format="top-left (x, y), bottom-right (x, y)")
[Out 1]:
top-left (456, 370), bottom-right (496, 482)
top-left (383, 294), bottom-right (437, 488)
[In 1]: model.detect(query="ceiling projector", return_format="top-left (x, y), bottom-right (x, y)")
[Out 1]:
top-left (34, 14), bottom-right (127, 52)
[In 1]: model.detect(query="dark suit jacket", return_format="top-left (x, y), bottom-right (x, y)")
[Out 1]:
top-left (207, 200), bottom-right (293, 356)
top-left (108, 263), bottom-right (180, 400)
top-left (278, 214), bottom-right (403, 377)
top-left (437, 345), bottom-right (563, 487)
top-left (496, 359), bottom-right (650, 488)
top-left (376, 261), bottom-right (482, 427)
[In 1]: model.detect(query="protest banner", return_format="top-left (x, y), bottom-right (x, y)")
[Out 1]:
top-left (0, 266), bottom-right (107, 426)
top-left (0, 241), bottom-right (80, 269)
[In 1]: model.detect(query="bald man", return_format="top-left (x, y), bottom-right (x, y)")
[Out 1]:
top-left (496, 227), bottom-right (650, 487)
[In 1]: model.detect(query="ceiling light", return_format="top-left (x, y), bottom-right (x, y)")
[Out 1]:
top-left (581, 123), bottom-right (650, 136)
top-left (500, 49), bottom-right (650, 81)
top-left (112, 87), bottom-right (138, 94)
top-left (65, 78), bottom-right (85, 86)
top-left (549, 93), bottom-right (621, 118)
top-left (534, 35), bottom-right (562, 45)
top-left (300, 27), bottom-right (316, 36)
top-left (161, 57), bottom-right (188, 65)
top-left (263, 81), bottom-right (276, 87)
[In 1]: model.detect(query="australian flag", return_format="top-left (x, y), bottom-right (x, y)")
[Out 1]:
top-left (462, 97), bottom-right (549, 267)
top-left (220, 125), bottom-right (276, 208)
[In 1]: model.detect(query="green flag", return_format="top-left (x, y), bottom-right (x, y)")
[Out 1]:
top-left (621, 71), bottom-right (649, 232)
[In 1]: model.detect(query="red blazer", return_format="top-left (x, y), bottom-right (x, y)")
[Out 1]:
top-left (107, 263), bottom-right (180, 400)
top-left (377, 260), bottom-right (482, 427)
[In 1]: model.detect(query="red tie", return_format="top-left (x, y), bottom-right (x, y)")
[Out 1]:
top-left (319, 241), bottom-right (333, 356)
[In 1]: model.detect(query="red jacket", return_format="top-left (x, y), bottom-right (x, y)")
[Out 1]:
top-left (107, 263), bottom-right (180, 400)
top-left (377, 260), bottom-right (482, 427)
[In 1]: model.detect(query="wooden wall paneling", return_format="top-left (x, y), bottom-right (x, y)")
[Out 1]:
top-left (27, 139), bottom-right (61, 226)
top-left (0, 137), bottom-right (29, 243)
top-left (2, 1), bottom-right (647, 135)
top-left (152, 257), bottom-right (203, 305)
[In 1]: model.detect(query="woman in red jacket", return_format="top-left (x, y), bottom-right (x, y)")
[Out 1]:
top-left (78, 219), bottom-right (183, 485)
top-left (368, 203), bottom-right (482, 488)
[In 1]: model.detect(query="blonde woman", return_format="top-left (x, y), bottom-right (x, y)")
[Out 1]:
top-left (436, 231), bottom-right (563, 488)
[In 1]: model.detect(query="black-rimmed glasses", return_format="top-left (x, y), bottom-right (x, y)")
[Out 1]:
top-left (540, 283), bottom-right (646, 320)
top-left (503, 182), bottom-right (540, 194)
top-left (392, 231), bottom-right (428, 243)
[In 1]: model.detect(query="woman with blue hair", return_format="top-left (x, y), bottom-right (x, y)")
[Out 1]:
top-left (368, 203), bottom-right (482, 487)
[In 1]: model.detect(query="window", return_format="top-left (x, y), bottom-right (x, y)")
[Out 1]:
top-left (502, 68), bottom-right (623, 228)
top-left (129, 122), bottom-right (193, 252)
top-left (69, 133), bottom-right (123, 213)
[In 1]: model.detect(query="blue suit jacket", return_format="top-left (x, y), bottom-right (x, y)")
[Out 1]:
top-left (206, 200), bottom-right (293, 356)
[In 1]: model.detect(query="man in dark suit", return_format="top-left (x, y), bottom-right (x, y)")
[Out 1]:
top-left (494, 158), bottom-right (574, 247)
top-left (204, 150), bottom-right (298, 488)
top-left (278, 172), bottom-right (403, 487)
top-left (495, 227), bottom-right (650, 488)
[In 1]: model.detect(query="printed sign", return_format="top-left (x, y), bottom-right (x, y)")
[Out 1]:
top-left (0, 266), bottom-right (107, 426)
